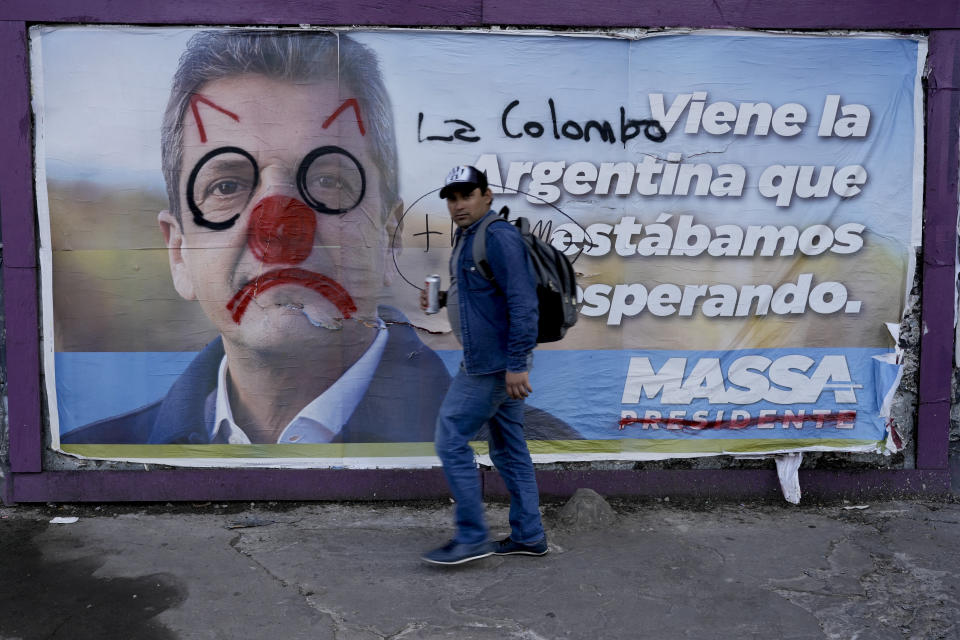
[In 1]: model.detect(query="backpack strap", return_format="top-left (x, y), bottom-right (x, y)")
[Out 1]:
top-left (473, 207), bottom-right (512, 281)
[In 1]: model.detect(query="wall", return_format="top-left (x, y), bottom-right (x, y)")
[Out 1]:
top-left (1, 1), bottom-right (958, 503)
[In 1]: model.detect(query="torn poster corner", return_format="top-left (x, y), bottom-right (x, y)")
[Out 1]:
top-left (775, 452), bottom-right (803, 505)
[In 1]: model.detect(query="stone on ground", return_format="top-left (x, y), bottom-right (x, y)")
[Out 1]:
top-left (556, 487), bottom-right (617, 529)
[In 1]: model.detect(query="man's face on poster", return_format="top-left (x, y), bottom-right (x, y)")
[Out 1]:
top-left (160, 73), bottom-right (397, 354)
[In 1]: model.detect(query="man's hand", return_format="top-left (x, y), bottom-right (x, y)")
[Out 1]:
top-left (506, 371), bottom-right (532, 400)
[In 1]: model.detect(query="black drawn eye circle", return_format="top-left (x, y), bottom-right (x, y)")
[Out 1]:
top-left (296, 146), bottom-right (366, 215)
top-left (186, 146), bottom-right (260, 231)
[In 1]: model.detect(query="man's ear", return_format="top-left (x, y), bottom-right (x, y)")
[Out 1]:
top-left (158, 210), bottom-right (197, 301)
top-left (382, 199), bottom-right (404, 286)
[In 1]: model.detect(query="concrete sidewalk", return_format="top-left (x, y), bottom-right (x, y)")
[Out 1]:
top-left (2, 496), bottom-right (958, 640)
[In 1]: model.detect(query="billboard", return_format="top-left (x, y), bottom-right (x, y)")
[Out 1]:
top-left (32, 27), bottom-right (923, 466)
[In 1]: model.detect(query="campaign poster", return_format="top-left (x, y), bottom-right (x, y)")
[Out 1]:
top-left (31, 27), bottom-right (923, 466)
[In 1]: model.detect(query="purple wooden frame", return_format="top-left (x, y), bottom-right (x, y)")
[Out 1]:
top-left (2, 1), bottom-right (957, 503)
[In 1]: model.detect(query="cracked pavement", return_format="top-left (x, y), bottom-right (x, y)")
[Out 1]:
top-left (1, 498), bottom-right (958, 639)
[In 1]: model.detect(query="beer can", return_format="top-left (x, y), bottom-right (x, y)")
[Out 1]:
top-left (425, 274), bottom-right (441, 314)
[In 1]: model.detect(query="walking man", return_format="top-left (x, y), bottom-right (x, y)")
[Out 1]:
top-left (421, 165), bottom-right (549, 565)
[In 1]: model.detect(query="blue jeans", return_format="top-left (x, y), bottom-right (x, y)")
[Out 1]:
top-left (434, 366), bottom-right (545, 545)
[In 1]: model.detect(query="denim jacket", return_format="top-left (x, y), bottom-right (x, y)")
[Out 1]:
top-left (451, 210), bottom-right (539, 375)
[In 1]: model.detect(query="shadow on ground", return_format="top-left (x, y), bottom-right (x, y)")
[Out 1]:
top-left (0, 518), bottom-right (185, 640)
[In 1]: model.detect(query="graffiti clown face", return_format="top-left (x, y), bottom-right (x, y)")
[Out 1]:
top-left (159, 74), bottom-right (398, 356)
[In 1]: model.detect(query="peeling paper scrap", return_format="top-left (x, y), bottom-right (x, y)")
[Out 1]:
top-left (873, 355), bottom-right (903, 418)
top-left (49, 516), bottom-right (79, 524)
top-left (775, 452), bottom-right (803, 505)
top-left (885, 322), bottom-right (901, 356)
top-left (872, 352), bottom-right (905, 453)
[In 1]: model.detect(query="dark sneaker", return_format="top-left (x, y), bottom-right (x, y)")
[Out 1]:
top-left (493, 535), bottom-right (549, 556)
top-left (421, 540), bottom-right (493, 566)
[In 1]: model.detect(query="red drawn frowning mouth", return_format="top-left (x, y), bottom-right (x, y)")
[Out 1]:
top-left (226, 268), bottom-right (357, 324)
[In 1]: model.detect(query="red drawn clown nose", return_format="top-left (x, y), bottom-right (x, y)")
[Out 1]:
top-left (247, 195), bottom-right (317, 264)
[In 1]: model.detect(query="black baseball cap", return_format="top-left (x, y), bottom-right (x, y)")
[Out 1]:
top-left (439, 165), bottom-right (488, 199)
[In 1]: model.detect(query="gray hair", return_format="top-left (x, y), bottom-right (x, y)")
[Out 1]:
top-left (161, 29), bottom-right (398, 224)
